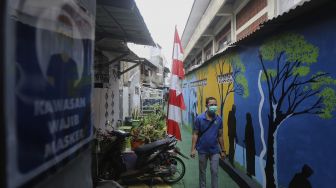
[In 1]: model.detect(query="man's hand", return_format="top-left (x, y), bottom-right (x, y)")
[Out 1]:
top-left (220, 151), bottom-right (226, 159)
top-left (190, 149), bottom-right (197, 159)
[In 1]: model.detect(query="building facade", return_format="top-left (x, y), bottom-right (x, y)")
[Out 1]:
top-left (181, 0), bottom-right (336, 188)
top-left (182, 0), bottom-right (310, 73)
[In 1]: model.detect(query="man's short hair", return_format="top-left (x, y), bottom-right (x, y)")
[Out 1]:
top-left (206, 97), bottom-right (217, 106)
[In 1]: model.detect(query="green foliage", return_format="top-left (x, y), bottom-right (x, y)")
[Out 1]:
top-left (131, 110), bottom-right (166, 143)
top-left (260, 33), bottom-right (336, 120)
top-left (232, 56), bottom-right (245, 73)
top-left (260, 33), bottom-right (318, 82)
top-left (309, 72), bottom-right (336, 119)
top-left (216, 53), bottom-right (249, 98)
top-left (318, 88), bottom-right (336, 119)
top-left (293, 66), bottom-right (310, 76)
top-left (311, 72), bottom-right (336, 90)
top-left (260, 33), bottom-right (319, 64)
top-left (230, 54), bottom-right (249, 97)
top-left (261, 69), bottom-right (277, 81)
top-left (236, 74), bottom-right (249, 98)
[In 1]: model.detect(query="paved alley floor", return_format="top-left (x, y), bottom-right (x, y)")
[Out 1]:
top-left (121, 125), bottom-right (239, 188)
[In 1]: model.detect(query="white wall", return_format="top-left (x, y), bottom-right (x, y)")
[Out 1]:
top-left (92, 66), bottom-right (120, 130)
top-left (129, 68), bottom-right (141, 115)
top-left (120, 65), bottom-right (142, 120)
top-left (122, 87), bottom-right (129, 121)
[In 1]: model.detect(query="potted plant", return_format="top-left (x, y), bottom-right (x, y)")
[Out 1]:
top-left (130, 109), bottom-right (166, 149)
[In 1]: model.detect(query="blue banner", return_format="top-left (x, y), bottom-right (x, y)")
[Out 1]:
top-left (6, 1), bottom-right (95, 187)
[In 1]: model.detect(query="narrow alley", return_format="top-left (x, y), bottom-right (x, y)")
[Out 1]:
top-left (114, 125), bottom-right (239, 188)
top-left (1, 0), bottom-right (336, 188)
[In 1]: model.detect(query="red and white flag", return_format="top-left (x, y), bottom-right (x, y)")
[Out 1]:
top-left (167, 27), bottom-right (186, 141)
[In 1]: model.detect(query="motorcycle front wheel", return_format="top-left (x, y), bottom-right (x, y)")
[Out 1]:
top-left (161, 156), bottom-right (186, 184)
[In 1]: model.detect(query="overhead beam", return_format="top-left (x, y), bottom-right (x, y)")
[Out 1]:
top-left (216, 13), bottom-right (232, 16)
top-left (95, 52), bottom-right (130, 68)
top-left (96, 47), bottom-right (129, 54)
top-left (202, 29), bottom-right (214, 37)
top-left (202, 34), bottom-right (214, 37)
top-left (119, 60), bottom-right (143, 76)
top-left (121, 59), bottom-right (143, 64)
top-left (95, 31), bottom-right (151, 45)
top-left (218, 4), bottom-right (234, 14)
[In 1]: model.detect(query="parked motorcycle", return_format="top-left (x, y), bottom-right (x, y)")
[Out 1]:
top-left (95, 129), bottom-right (188, 184)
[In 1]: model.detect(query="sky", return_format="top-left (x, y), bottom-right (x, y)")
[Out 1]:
top-left (129, 0), bottom-right (194, 69)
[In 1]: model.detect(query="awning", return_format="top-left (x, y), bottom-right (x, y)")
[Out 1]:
top-left (96, 0), bottom-right (155, 46)
top-left (95, 38), bottom-right (146, 76)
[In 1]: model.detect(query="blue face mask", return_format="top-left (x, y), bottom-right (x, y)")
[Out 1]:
top-left (208, 105), bottom-right (218, 113)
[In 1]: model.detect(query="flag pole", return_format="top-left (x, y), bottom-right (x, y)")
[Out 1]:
top-left (166, 26), bottom-right (175, 134)
top-left (166, 26), bottom-right (185, 141)
top-left (166, 91), bottom-right (170, 134)
top-left (167, 25), bottom-right (176, 135)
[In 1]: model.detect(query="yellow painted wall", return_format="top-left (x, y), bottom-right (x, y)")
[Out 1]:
top-left (195, 59), bottom-right (234, 153)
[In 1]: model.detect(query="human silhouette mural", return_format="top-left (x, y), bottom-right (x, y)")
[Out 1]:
top-left (191, 89), bottom-right (198, 126)
top-left (289, 164), bottom-right (314, 188)
top-left (228, 104), bottom-right (238, 166)
top-left (244, 112), bottom-right (256, 177)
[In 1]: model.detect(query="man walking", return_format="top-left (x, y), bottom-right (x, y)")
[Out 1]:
top-left (190, 97), bottom-right (225, 188)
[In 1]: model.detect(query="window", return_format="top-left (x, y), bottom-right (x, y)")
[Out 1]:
top-left (196, 53), bottom-right (202, 65)
top-left (204, 42), bottom-right (212, 61)
top-left (216, 23), bottom-right (231, 52)
top-left (217, 35), bottom-right (231, 52)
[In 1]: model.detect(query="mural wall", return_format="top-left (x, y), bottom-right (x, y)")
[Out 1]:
top-left (182, 10), bottom-right (336, 188)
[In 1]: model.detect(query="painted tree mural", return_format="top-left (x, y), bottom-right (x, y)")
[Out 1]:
top-left (258, 33), bottom-right (336, 188)
top-left (213, 53), bottom-right (249, 119)
top-left (196, 68), bottom-right (208, 112)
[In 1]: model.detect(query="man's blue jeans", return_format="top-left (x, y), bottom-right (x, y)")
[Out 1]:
top-left (198, 153), bottom-right (220, 188)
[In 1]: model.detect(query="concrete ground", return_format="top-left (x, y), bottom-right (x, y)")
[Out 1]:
top-left (116, 125), bottom-right (239, 188)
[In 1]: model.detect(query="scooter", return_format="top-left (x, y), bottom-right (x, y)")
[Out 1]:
top-left (95, 129), bottom-right (188, 184)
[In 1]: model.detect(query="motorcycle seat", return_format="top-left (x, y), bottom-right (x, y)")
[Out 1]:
top-left (134, 138), bottom-right (170, 154)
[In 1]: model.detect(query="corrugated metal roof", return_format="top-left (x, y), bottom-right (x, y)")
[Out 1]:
top-left (234, 0), bottom-right (316, 44)
top-left (96, 0), bottom-right (155, 46)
